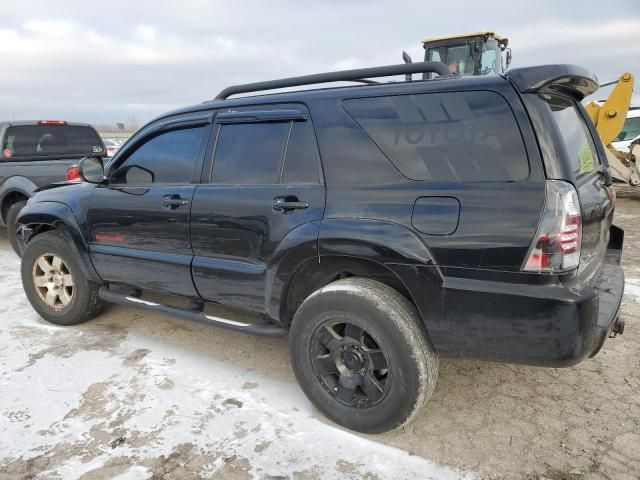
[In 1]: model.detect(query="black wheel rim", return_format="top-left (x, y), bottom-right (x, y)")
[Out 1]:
top-left (310, 319), bottom-right (390, 408)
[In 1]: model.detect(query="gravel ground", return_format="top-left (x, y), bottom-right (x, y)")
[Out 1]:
top-left (1, 198), bottom-right (639, 480)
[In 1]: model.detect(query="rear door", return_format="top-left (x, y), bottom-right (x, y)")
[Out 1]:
top-left (87, 117), bottom-right (210, 297)
top-left (190, 105), bottom-right (325, 313)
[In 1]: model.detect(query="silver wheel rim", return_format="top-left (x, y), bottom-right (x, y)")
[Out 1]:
top-left (32, 253), bottom-right (74, 311)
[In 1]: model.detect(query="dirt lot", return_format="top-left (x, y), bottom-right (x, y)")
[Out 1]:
top-left (1, 198), bottom-right (639, 480)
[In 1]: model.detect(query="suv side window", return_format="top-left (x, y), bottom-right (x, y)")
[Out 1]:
top-left (112, 126), bottom-right (205, 184)
top-left (343, 91), bottom-right (529, 182)
top-left (211, 118), bottom-right (321, 185)
top-left (212, 122), bottom-right (289, 184)
top-left (282, 121), bottom-right (321, 184)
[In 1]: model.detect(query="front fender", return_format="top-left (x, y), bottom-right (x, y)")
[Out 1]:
top-left (16, 201), bottom-right (102, 282)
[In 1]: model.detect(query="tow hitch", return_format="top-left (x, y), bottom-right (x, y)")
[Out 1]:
top-left (610, 318), bottom-right (625, 337)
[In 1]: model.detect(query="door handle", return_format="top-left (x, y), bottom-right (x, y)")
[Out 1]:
top-left (161, 195), bottom-right (190, 209)
top-left (273, 196), bottom-right (309, 212)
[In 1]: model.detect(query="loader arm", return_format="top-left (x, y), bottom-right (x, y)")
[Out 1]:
top-left (584, 72), bottom-right (639, 186)
top-left (585, 72), bottom-right (634, 146)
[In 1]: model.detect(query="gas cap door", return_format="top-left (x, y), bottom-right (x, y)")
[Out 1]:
top-left (411, 196), bottom-right (460, 235)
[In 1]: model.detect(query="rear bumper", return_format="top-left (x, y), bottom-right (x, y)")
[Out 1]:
top-left (424, 226), bottom-right (625, 366)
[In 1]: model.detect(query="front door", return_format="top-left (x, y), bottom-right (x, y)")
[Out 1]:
top-left (88, 119), bottom-right (210, 297)
top-left (190, 106), bottom-right (326, 315)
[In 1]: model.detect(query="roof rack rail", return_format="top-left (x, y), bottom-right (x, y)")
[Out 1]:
top-left (214, 61), bottom-right (453, 100)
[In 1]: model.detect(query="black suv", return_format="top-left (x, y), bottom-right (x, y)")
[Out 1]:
top-left (0, 120), bottom-right (105, 253)
top-left (15, 62), bottom-right (625, 433)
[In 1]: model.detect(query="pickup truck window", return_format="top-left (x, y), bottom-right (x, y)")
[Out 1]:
top-left (343, 91), bottom-right (529, 182)
top-left (111, 126), bottom-right (205, 184)
top-left (2, 125), bottom-right (104, 160)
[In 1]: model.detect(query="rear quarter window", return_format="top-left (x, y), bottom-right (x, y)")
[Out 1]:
top-left (546, 97), bottom-right (600, 178)
top-left (343, 91), bottom-right (529, 182)
top-left (2, 125), bottom-right (104, 160)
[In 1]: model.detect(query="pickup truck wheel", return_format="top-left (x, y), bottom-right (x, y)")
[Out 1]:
top-left (6, 200), bottom-right (27, 256)
top-left (21, 231), bottom-right (104, 326)
top-left (289, 277), bottom-right (438, 434)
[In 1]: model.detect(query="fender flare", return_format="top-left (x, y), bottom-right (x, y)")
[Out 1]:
top-left (16, 201), bottom-right (102, 282)
top-left (0, 176), bottom-right (38, 223)
top-left (271, 217), bottom-right (446, 347)
top-left (265, 220), bottom-right (321, 322)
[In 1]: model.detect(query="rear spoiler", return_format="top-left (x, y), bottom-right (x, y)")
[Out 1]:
top-left (505, 64), bottom-right (599, 101)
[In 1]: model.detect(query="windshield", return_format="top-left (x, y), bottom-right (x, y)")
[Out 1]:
top-left (426, 45), bottom-right (474, 76)
top-left (426, 38), bottom-right (503, 77)
top-left (614, 116), bottom-right (640, 142)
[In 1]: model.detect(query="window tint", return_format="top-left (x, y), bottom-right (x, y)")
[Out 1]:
top-left (282, 121), bottom-right (320, 184)
top-left (2, 125), bottom-right (104, 159)
top-left (343, 91), bottom-right (529, 182)
top-left (212, 122), bottom-right (289, 184)
top-left (112, 126), bottom-right (205, 184)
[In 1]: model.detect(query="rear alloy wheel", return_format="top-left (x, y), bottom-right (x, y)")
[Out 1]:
top-left (311, 321), bottom-right (390, 408)
top-left (289, 277), bottom-right (438, 433)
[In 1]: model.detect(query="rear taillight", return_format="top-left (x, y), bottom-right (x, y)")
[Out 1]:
top-left (523, 180), bottom-right (582, 273)
top-left (66, 165), bottom-right (80, 181)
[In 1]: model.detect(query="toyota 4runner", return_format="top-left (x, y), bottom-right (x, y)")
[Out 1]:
top-left (15, 62), bottom-right (625, 433)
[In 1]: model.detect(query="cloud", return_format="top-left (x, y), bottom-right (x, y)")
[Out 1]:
top-left (0, 0), bottom-right (637, 123)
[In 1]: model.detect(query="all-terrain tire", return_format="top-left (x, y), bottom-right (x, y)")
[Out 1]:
top-left (289, 277), bottom-right (438, 434)
top-left (6, 200), bottom-right (27, 256)
top-left (21, 231), bottom-right (104, 326)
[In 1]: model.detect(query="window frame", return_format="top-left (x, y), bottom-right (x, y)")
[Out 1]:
top-left (204, 105), bottom-right (324, 186)
top-left (105, 115), bottom-right (212, 187)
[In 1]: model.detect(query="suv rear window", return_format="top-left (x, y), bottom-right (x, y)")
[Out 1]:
top-left (343, 91), bottom-right (529, 182)
top-left (2, 125), bottom-right (104, 160)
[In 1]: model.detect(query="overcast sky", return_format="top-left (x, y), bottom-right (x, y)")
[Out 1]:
top-left (1, 0), bottom-right (638, 126)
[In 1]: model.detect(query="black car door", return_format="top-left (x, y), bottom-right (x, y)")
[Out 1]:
top-left (87, 116), bottom-right (211, 296)
top-left (190, 106), bottom-right (326, 314)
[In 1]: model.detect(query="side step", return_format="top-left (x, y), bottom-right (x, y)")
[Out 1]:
top-left (98, 287), bottom-right (286, 338)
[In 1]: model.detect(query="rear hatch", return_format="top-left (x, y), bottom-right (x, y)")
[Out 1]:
top-left (522, 92), bottom-right (615, 282)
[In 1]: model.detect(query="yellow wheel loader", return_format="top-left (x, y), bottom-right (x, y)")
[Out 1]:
top-left (405, 32), bottom-right (637, 188)
top-left (585, 73), bottom-right (638, 187)
top-left (420, 31), bottom-right (511, 78)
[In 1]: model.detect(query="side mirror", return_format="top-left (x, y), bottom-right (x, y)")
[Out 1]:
top-left (505, 48), bottom-right (512, 70)
top-left (78, 156), bottom-right (105, 184)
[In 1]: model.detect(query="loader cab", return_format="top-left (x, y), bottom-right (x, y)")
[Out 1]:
top-left (422, 31), bottom-right (510, 79)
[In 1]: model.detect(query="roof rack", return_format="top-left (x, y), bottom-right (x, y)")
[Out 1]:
top-left (214, 61), bottom-right (453, 100)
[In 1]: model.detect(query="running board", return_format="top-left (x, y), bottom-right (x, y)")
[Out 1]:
top-left (98, 287), bottom-right (286, 338)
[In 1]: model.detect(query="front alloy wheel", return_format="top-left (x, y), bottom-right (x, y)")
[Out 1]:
top-left (32, 253), bottom-right (74, 311)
